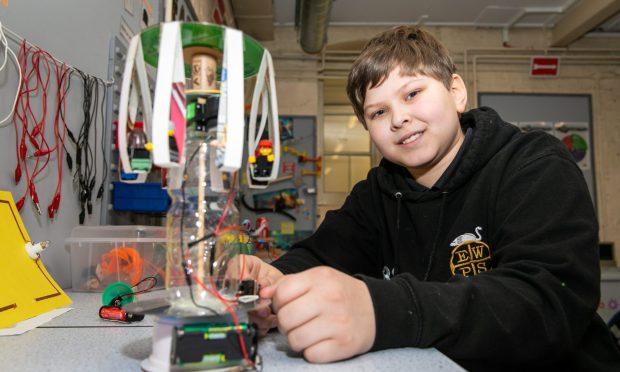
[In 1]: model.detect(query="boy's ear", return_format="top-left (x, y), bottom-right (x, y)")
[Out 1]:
top-left (450, 74), bottom-right (468, 113)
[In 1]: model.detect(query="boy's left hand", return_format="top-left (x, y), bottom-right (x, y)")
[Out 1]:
top-left (260, 266), bottom-right (376, 363)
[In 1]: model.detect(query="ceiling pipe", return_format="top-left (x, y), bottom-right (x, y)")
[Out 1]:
top-left (501, 0), bottom-right (579, 47)
top-left (297, 0), bottom-right (333, 54)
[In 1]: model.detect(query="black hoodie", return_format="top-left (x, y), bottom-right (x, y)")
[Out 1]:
top-left (271, 107), bottom-right (620, 371)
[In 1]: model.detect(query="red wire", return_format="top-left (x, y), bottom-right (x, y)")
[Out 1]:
top-left (192, 272), bottom-right (253, 367)
top-left (183, 245), bottom-right (253, 367)
top-left (48, 62), bottom-right (69, 218)
top-left (14, 43), bottom-right (47, 211)
top-left (13, 41), bottom-right (40, 210)
top-left (29, 50), bottom-right (53, 180)
top-left (182, 171), bottom-right (253, 366)
top-left (12, 40), bottom-right (68, 217)
top-left (13, 41), bottom-right (28, 207)
top-left (214, 172), bottom-right (238, 234)
top-left (214, 225), bottom-right (248, 283)
top-left (213, 172), bottom-right (247, 282)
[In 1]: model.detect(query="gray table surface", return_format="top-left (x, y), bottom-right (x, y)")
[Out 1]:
top-left (0, 292), bottom-right (465, 371)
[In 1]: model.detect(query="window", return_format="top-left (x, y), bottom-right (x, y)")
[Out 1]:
top-left (322, 107), bottom-right (373, 194)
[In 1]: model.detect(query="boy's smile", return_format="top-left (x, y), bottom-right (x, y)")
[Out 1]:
top-left (399, 130), bottom-right (423, 145)
top-left (363, 66), bottom-right (467, 187)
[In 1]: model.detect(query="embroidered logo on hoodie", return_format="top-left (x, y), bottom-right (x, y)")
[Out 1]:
top-left (449, 226), bottom-right (491, 276)
top-left (382, 266), bottom-right (394, 280)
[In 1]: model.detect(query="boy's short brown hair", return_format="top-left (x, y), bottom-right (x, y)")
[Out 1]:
top-left (346, 26), bottom-right (456, 127)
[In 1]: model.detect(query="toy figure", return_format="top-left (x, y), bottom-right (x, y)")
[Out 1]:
top-left (249, 139), bottom-right (274, 178)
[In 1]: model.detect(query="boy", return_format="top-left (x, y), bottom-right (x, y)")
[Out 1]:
top-left (245, 26), bottom-right (620, 371)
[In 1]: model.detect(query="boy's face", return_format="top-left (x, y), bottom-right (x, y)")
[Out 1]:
top-left (363, 66), bottom-right (467, 184)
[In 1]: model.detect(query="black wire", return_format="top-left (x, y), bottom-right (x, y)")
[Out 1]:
top-left (180, 143), bottom-right (222, 315)
top-left (61, 69), bottom-right (76, 146)
top-left (180, 141), bottom-right (257, 365)
top-left (73, 69), bottom-right (106, 223)
top-left (264, 239), bottom-right (274, 262)
top-left (239, 193), bottom-right (297, 221)
top-left (121, 276), bottom-right (158, 299)
top-left (74, 69), bottom-right (93, 223)
top-left (97, 77), bottom-right (108, 199)
top-left (58, 68), bottom-right (74, 170)
top-left (90, 75), bottom-right (99, 207)
top-left (108, 277), bottom-right (158, 308)
top-left (187, 232), bottom-right (215, 248)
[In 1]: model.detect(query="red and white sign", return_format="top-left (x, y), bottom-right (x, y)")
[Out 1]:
top-left (530, 56), bottom-right (560, 77)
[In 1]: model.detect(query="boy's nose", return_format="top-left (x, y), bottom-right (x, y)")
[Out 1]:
top-left (391, 109), bottom-right (410, 129)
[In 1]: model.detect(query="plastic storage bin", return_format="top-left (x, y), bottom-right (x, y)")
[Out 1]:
top-left (112, 182), bottom-right (170, 212)
top-left (66, 225), bottom-right (167, 292)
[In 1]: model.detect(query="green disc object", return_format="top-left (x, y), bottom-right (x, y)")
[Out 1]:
top-left (102, 282), bottom-right (134, 306)
top-left (140, 22), bottom-right (265, 78)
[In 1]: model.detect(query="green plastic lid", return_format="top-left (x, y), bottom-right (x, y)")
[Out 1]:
top-left (102, 282), bottom-right (134, 306)
top-left (140, 22), bottom-right (265, 78)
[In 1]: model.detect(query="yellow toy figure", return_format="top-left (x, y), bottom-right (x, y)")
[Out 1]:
top-left (249, 139), bottom-right (274, 178)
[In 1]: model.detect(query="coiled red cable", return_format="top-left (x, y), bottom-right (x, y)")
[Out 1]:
top-left (12, 40), bottom-right (69, 217)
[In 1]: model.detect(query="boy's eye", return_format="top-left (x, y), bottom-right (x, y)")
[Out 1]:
top-left (406, 91), bottom-right (418, 100)
top-left (370, 109), bottom-right (385, 119)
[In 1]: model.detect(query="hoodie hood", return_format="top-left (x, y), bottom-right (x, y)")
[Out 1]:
top-left (375, 107), bottom-right (519, 198)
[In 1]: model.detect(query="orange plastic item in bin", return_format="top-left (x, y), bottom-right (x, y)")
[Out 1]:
top-left (100, 247), bottom-right (143, 285)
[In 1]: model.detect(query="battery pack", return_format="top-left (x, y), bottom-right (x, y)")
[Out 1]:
top-left (171, 322), bottom-right (257, 369)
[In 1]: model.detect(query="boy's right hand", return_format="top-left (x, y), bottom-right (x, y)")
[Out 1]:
top-left (239, 255), bottom-right (283, 335)
top-left (239, 254), bottom-right (283, 289)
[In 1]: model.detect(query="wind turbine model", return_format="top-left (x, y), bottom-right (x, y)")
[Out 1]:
top-left (115, 22), bottom-right (279, 371)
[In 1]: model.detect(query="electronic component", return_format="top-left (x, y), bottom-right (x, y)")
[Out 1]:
top-left (194, 95), bottom-right (219, 132)
top-left (99, 306), bottom-right (145, 323)
top-left (25, 240), bottom-right (49, 260)
top-left (171, 321), bottom-right (258, 370)
top-left (238, 279), bottom-right (258, 297)
top-left (114, 22), bottom-right (277, 371)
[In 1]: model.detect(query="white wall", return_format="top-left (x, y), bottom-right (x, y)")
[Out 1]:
top-left (0, 1), bottom-right (158, 287)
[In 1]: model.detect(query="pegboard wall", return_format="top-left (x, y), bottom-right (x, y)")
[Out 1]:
top-left (106, 0), bottom-right (198, 226)
top-left (240, 116), bottom-right (318, 250)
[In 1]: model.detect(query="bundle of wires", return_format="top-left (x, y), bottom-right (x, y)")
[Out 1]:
top-left (72, 69), bottom-right (108, 224)
top-left (179, 144), bottom-right (255, 368)
top-left (2, 23), bottom-right (109, 220)
top-left (12, 40), bottom-right (69, 215)
top-left (0, 21), bottom-right (21, 128)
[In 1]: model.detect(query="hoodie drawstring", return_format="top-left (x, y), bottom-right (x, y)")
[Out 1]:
top-left (392, 191), bottom-right (403, 275)
top-left (423, 192), bottom-right (448, 281)
top-left (395, 192), bottom-right (402, 230)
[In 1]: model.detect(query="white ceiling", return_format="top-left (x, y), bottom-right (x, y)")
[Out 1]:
top-left (271, 0), bottom-right (620, 32)
top-left (232, 0), bottom-right (620, 47)
top-left (228, 0), bottom-right (620, 105)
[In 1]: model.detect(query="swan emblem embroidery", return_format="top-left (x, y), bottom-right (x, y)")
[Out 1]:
top-left (382, 266), bottom-right (394, 280)
top-left (450, 226), bottom-right (483, 246)
top-left (449, 226), bottom-right (492, 277)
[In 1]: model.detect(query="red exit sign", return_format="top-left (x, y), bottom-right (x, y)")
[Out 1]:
top-left (530, 56), bottom-right (560, 77)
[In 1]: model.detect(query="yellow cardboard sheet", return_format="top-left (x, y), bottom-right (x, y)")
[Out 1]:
top-left (0, 191), bottom-right (72, 328)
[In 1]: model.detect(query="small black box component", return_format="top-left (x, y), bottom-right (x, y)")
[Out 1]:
top-left (171, 322), bottom-right (257, 369)
top-left (195, 96), bottom-right (219, 132)
top-left (238, 279), bottom-right (258, 296)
